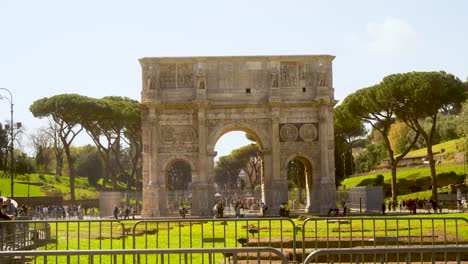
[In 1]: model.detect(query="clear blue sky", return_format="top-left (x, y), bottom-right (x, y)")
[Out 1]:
top-left (1, 1), bottom-right (467, 157)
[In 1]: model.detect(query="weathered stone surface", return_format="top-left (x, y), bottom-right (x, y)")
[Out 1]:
top-left (139, 55), bottom-right (337, 217)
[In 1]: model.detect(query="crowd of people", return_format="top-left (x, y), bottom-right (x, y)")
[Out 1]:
top-left (0, 199), bottom-right (105, 221)
top-left (113, 205), bottom-right (136, 219)
top-left (383, 198), bottom-right (443, 214)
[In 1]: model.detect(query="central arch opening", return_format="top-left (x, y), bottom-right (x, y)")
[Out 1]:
top-left (213, 130), bottom-right (265, 216)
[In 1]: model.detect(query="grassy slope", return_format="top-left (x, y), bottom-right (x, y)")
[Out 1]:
top-left (403, 138), bottom-right (464, 159)
top-left (342, 138), bottom-right (467, 199)
top-left (0, 173), bottom-right (99, 199)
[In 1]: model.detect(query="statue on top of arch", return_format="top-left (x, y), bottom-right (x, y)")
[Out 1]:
top-left (196, 68), bottom-right (206, 89)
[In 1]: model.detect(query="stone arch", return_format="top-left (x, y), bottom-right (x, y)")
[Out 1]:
top-left (139, 55), bottom-right (337, 217)
top-left (207, 121), bottom-right (270, 152)
top-left (161, 155), bottom-right (197, 174)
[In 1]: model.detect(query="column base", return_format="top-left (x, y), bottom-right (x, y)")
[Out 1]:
top-left (191, 182), bottom-right (215, 217)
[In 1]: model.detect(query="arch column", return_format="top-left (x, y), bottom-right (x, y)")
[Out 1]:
top-left (191, 103), bottom-right (216, 216)
top-left (269, 109), bottom-right (288, 215)
top-left (318, 99), bottom-right (336, 214)
top-left (191, 149), bottom-right (216, 217)
top-left (142, 107), bottom-right (164, 217)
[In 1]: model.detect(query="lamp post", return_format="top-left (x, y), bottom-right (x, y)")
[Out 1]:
top-left (0, 88), bottom-right (14, 198)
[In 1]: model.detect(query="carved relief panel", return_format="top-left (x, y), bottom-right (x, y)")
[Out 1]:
top-left (279, 123), bottom-right (318, 142)
top-left (158, 63), bottom-right (195, 89)
top-left (176, 63), bottom-right (194, 88)
top-left (159, 64), bottom-right (176, 89)
top-left (280, 62), bottom-right (298, 87)
top-left (302, 62), bottom-right (331, 87)
top-left (160, 125), bottom-right (198, 144)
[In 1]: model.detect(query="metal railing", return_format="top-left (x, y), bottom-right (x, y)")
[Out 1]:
top-left (1, 219), bottom-right (126, 252)
top-left (0, 246), bottom-right (288, 264)
top-left (1, 216), bottom-right (467, 263)
top-left (131, 217), bottom-right (297, 261)
top-left (303, 245), bottom-right (468, 264)
top-left (300, 216), bottom-right (468, 262)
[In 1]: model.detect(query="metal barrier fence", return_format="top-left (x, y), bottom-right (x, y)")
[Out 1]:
top-left (300, 216), bottom-right (468, 262)
top-left (1, 219), bottom-right (126, 252)
top-left (0, 247), bottom-right (288, 264)
top-left (303, 245), bottom-right (468, 264)
top-left (131, 217), bottom-right (297, 262)
top-left (1, 216), bottom-right (467, 263)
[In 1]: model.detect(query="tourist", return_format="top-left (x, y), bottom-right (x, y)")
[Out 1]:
top-left (0, 200), bottom-right (15, 247)
top-left (213, 203), bottom-right (218, 218)
top-left (113, 205), bottom-right (119, 219)
top-left (179, 206), bottom-right (187, 219)
top-left (119, 207), bottom-right (124, 219)
top-left (235, 203), bottom-right (241, 218)
top-left (279, 202), bottom-right (285, 216)
top-left (260, 202), bottom-right (268, 217)
top-left (124, 207), bottom-right (130, 219)
top-left (0, 203), bottom-right (12, 220)
top-left (5, 199), bottom-right (15, 216)
top-left (284, 202), bottom-right (290, 217)
top-left (130, 206), bottom-right (136, 219)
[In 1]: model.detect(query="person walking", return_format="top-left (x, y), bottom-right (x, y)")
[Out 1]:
top-left (284, 202), bottom-right (290, 217)
top-left (179, 206), bottom-right (187, 219)
top-left (113, 205), bottom-right (119, 219)
top-left (260, 202), bottom-right (268, 217)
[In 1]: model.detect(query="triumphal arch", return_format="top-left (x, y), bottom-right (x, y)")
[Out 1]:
top-left (139, 55), bottom-right (337, 217)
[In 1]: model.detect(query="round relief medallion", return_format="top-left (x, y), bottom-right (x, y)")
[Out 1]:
top-left (280, 124), bottom-right (298, 142)
top-left (179, 126), bottom-right (196, 143)
top-left (299, 124), bottom-right (317, 141)
top-left (161, 126), bottom-right (177, 143)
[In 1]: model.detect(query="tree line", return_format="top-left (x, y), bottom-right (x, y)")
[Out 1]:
top-left (335, 71), bottom-right (468, 203)
top-left (1, 71), bottom-right (466, 205)
top-left (0, 94), bottom-right (142, 203)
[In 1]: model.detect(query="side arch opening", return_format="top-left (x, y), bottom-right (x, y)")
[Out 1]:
top-left (287, 156), bottom-right (313, 212)
top-left (166, 159), bottom-right (192, 212)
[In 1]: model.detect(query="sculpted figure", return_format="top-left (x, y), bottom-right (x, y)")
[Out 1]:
top-left (197, 68), bottom-right (206, 89)
top-left (146, 68), bottom-right (155, 90)
top-left (271, 70), bottom-right (279, 88)
top-left (318, 65), bottom-right (327, 87)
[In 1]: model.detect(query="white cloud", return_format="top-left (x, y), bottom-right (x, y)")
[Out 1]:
top-left (365, 17), bottom-right (419, 54)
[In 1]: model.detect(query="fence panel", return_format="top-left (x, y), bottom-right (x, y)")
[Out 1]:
top-left (0, 247), bottom-right (288, 264)
top-left (300, 216), bottom-right (468, 263)
top-left (131, 217), bottom-right (297, 262)
top-left (303, 245), bottom-right (468, 264)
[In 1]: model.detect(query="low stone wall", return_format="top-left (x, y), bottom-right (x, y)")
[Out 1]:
top-left (14, 196), bottom-right (63, 208)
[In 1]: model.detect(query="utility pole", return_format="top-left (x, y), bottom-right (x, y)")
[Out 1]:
top-left (0, 88), bottom-right (14, 198)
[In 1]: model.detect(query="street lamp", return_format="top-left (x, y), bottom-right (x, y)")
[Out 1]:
top-left (0, 88), bottom-right (14, 198)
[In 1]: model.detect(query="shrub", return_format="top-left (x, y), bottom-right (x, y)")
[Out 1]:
top-left (39, 174), bottom-right (46, 181)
